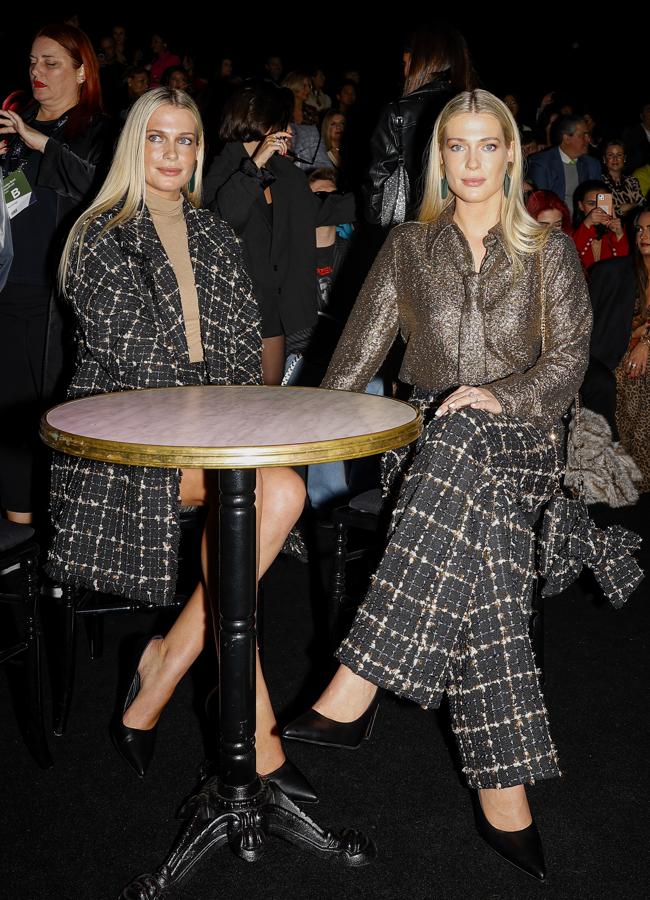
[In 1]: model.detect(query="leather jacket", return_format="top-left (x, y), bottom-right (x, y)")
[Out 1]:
top-left (364, 77), bottom-right (454, 225)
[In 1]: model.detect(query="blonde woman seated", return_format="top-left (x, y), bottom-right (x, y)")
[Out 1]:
top-left (47, 88), bottom-right (314, 802)
top-left (284, 90), bottom-right (592, 877)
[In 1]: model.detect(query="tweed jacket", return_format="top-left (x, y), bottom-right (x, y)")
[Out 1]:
top-left (323, 206), bottom-right (592, 431)
top-left (46, 202), bottom-right (262, 605)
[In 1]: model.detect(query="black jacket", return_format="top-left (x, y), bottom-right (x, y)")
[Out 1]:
top-left (588, 256), bottom-right (637, 372)
top-left (203, 142), bottom-right (356, 337)
top-left (10, 107), bottom-right (115, 399)
top-left (364, 77), bottom-right (454, 225)
top-left (47, 204), bottom-right (261, 605)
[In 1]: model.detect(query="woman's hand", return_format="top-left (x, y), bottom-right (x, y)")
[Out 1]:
top-left (251, 130), bottom-right (292, 169)
top-left (583, 207), bottom-right (611, 229)
top-left (0, 109), bottom-right (48, 154)
top-left (435, 385), bottom-right (503, 417)
top-left (626, 342), bottom-right (649, 378)
top-left (608, 215), bottom-right (624, 239)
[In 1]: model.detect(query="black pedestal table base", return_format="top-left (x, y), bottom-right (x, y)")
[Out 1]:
top-left (119, 779), bottom-right (376, 899)
top-left (119, 468), bottom-right (376, 898)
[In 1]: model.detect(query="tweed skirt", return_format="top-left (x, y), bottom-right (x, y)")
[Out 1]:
top-left (337, 402), bottom-right (564, 788)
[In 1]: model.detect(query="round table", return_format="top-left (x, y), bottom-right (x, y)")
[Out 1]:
top-left (41, 385), bottom-right (421, 898)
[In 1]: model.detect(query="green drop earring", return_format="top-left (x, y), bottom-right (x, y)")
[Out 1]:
top-left (441, 175), bottom-right (449, 199)
top-left (504, 170), bottom-right (511, 197)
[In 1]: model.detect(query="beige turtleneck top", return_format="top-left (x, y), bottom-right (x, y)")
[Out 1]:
top-left (146, 190), bottom-right (204, 362)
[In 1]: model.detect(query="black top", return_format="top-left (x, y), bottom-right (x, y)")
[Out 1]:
top-left (7, 118), bottom-right (64, 285)
top-left (2, 106), bottom-right (113, 290)
top-left (587, 256), bottom-right (637, 371)
top-left (203, 142), bottom-right (356, 337)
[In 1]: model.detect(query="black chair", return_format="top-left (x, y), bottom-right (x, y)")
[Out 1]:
top-left (329, 489), bottom-right (548, 677)
top-left (0, 519), bottom-right (53, 768)
top-left (50, 506), bottom-right (205, 736)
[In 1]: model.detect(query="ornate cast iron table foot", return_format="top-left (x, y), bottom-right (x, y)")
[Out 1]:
top-left (118, 777), bottom-right (376, 899)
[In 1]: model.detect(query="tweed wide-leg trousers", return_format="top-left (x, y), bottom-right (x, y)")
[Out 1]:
top-left (337, 406), bottom-right (564, 788)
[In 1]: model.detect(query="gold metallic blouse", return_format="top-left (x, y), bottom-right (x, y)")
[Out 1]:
top-left (323, 206), bottom-right (592, 430)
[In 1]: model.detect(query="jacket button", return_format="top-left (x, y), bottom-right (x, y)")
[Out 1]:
top-left (273, 264), bottom-right (278, 271)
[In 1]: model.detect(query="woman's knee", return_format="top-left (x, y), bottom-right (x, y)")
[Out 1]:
top-left (260, 467), bottom-right (305, 526)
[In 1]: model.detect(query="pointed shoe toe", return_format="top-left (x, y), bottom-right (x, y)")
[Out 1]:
top-left (263, 759), bottom-right (319, 804)
top-left (111, 635), bottom-right (162, 777)
top-left (475, 802), bottom-right (546, 881)
top-left (110, 716), bottom-right (157, 778)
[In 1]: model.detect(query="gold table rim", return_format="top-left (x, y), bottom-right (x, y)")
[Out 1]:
top-left (40, 386), bottom-right (422, 469)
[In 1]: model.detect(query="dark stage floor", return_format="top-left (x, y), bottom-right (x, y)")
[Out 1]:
top-left (1, 501), bottom-right (648, 900)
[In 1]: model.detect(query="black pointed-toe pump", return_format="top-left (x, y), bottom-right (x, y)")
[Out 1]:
top-left (110, 636), bottom-right (163, 778)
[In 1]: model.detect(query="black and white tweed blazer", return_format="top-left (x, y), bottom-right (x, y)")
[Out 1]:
top-left (46, 202), bottom-right (262, 605)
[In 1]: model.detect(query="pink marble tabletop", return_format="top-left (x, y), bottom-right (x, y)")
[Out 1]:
top-left (42, 385), bottom-right (421, 468)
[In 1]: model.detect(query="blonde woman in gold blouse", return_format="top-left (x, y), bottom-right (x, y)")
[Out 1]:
top-left (284, 90), bottom-right (592, 878)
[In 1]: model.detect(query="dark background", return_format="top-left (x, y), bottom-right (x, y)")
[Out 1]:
top-left (2, 12), bottom-right (647, 137)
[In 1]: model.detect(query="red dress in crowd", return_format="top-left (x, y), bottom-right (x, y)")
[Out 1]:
top-left (572, 221), bottom-right (629, 271)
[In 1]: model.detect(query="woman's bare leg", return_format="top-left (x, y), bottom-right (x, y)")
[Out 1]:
top-left (261, 335), bottom-right (285, 385)
top-left (123, 465), bottom-right (305, 775)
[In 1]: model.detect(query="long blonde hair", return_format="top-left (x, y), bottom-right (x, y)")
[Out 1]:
top-left (60, 87), bottom-right (204, 289)
top-left (419, 89), bottom-right (549, 272)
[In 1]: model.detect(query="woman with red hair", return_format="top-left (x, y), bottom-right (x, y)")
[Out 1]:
top-left (0, 23), bottom-right (112, 526)
top-left (525, 189), bottom-right (572, 234)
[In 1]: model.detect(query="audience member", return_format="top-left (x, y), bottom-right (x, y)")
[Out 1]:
top-left (527, 115), bottom-right (602, 213)
top-left (264, 55), bottom-right (283, 85)
top-left (365, 22), bottom-right (472, 227)
top-left (632, 161), bottom-right (650, 200)
top-left (526, 189), bottom-right (572, 234)
top-left (572, 180), bottom-right (629, 271)
top-left (203, 81), bottom-right (354, 384)
top-left (282, 72), bottom-right (328, 170)
top-left (602, 140), bottom-right (644, 217)
top-left (120, 66), bottom-right (150, 121)
top-left (147, 32), bottom-right (180, 88)
top-left (615, 208), bottom-right (650, 491)
top-left (320, 110), bottom-right (345, 171)
top-left (334, 79), bottom-right (358, 116)
top-left (0, 23), bottom-right (110, 526)
top-left (161, 66), bottom-right (191, 93)
top-left (309, 68), bottom-right (331, 113)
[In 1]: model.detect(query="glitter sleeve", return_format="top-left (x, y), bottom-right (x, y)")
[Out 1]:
top-left (489, 232), bottom-right (592, 424)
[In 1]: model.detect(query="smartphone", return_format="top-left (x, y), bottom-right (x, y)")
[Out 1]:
top-left (596, 193), bottom-right (613, 216)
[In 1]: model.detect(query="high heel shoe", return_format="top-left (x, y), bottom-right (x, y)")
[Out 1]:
top-left (197, 753), bottom-right (318, 805)
top-left (110, 635), bottom-right (163, 778)
top-left (262, 758), bottom-right (319, 804)
top-left (473, 794), bottom-right (546, 881)
top-left (282, 689), bottom-right (382, 750)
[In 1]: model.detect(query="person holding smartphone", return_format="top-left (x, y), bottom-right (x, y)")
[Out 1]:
top-left (203, 81), bottom-right (355, 384)
top-left (572, 179), bottom-right (629, 271)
